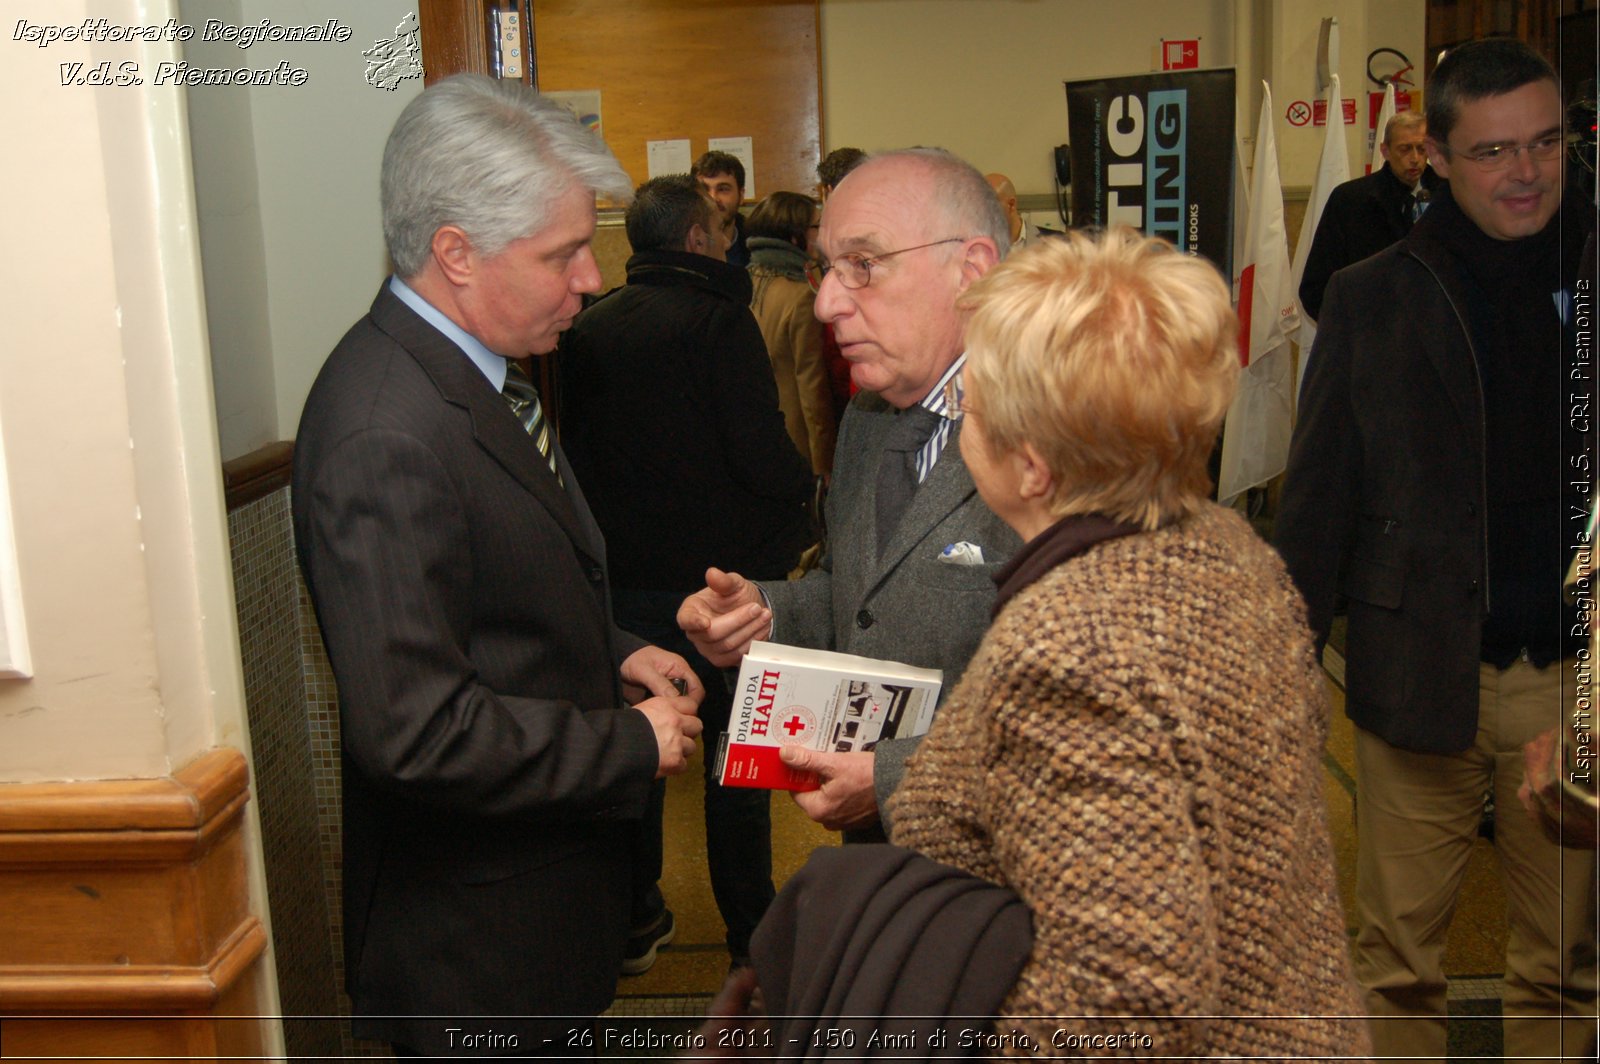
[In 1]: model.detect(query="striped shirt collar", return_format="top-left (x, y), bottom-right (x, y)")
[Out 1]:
top-left (919, 353), bottom-right (967, 419)
top-left (913, 353), bottom-right (966, 484)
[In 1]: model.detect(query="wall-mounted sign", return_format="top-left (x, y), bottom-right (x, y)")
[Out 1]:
top-left (1065, 67), bottom-right (1237, 276)
top-left (1161, 39), bottom-right (1199, 70)
top-left (1313, 98), bottom-right (1359, 125)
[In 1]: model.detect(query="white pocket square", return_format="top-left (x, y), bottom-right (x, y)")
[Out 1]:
top-left (938, 541), bottom-right (986, 565)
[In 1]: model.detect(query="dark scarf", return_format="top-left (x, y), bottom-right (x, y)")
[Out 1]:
top-left (991, 513), bottom-right (1139, 617)
top-left (746, 236), bottom-right (809, 281)
top-left (1411, 184), bottom-right (1590, 665)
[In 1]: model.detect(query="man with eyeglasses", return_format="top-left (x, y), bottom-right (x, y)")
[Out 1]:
top-left (1277, 37), bottom-right (1596, 1062)
top-left (1298, 111), bottom-right (1440, 321)
top-left (679, 148), bottom-right (1021, 840)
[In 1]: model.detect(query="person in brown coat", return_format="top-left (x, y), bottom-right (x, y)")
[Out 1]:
top-left (887, 229), bottom-right (1369, 1058)
top-left (746, 191), bottom-right (836, 479)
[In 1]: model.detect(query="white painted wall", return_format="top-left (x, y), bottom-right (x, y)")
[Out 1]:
top-left (1265, 0), bottom-right (1428, 185)
top-left (816, 0), bottom-right (1424, 198)
top-left (0, 0), bottom-right (282, 1044)
top-left (183, 0), bottom-right (419, 458)
top-left (819, 0), bottom-right (1236, 204)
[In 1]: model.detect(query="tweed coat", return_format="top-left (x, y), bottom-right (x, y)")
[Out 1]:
top-left (891, 505), bottom-right (1369, 1059)
top-left (759, 390), bottom-right (1020, 809)
top-left (292, 284), bottom-right (659, 1053)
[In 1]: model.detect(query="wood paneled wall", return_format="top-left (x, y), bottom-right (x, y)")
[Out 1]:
top-left (420, 1), bottom-right (823, 201)
top-left (0, 748), bottom-right (269, 1061)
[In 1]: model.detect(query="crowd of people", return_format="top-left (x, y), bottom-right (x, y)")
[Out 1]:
top-left (291, 34), bottom-right (1595, 1061)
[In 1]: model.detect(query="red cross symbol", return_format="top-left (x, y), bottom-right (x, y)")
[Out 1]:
top-left (783, 715), bottom-right (807, 737)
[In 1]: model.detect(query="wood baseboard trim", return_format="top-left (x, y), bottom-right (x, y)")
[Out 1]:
top-left (0, 748), bottom-right (250, 865)
top-left (222, 441), bottom-right (293, 511)
top-left (0, 747), bottom-right (268, 1021)
top-left (0, 918), bottom-right (268, 1011)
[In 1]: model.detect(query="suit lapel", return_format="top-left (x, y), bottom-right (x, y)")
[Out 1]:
top-left (369, 288), bottom-right (599, 558)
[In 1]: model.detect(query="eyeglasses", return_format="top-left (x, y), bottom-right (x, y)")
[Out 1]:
top-left (1448, 133), bottom-right (1564, 172)
top-left (825, 237), bottom-right (966, 290)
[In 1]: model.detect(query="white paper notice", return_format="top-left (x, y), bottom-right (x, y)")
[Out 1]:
top-left (647, 139), bottom-right (693, 178)
top-left (708, 136), bottom-right (755, 198)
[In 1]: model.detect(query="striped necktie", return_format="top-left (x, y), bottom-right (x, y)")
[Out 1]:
top-left (501, 363), bottom-right (561, 483)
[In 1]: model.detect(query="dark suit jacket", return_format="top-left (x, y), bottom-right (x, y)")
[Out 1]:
top-left (1275, 195), bottom-right (1592, 753)
top-left (292, 284), bottom-right (658, 1052)
top-left (760, 391), bottom-right (1020, 817)
top-left (1298, 163), bottom-right (1435, 321)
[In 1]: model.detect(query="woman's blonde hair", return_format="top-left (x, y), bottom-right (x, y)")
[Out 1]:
top-left (959, 227), bottom-right (1238, 531)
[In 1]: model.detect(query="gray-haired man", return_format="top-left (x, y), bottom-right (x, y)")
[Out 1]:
top-left (294, 74), bottom-right (702, 1055)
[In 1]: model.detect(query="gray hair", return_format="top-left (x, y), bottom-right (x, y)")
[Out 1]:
top-left (1383, 110), bottom-right (1426, 144)
top-left (382, 74), bottom-right (633, 279)
top-left (860, 148), bottom-right (1012, 259)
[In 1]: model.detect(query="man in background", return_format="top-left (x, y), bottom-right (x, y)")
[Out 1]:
top-left (1298, 110), bottom-right (1437, 320)
top-left (561, 175), bottom-right (813, 970)
top-left (693, 149), bottom-right (750, 267)
top-left (985, 171), bottom-right (1062, 250)
top-left (817, 145), bottom-right (867, 201)
top-left (1276, 38), bottom-right (1597, 1061)
top-left (293, 75), bottom-right (703, 1056)
top-left (679, 149), bottom-right (1020, 838)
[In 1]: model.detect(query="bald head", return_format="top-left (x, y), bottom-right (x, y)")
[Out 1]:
top-left (813, 150), bottom-right (1007, 407)
top-left (985, 172), bottom-right (1023, 242)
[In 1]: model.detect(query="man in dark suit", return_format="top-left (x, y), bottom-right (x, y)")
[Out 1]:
top-left (1276, 39), bottom-right (1596, 1060)
top-left (1297, 110), bottom-right (1437, 321)
top-left (292, 74), bottom-right (703, 1057)
top-left (678, 149), bottom-right (1021, 836)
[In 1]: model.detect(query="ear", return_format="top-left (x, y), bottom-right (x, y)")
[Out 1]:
top-left (685, 224), bottom-right (705, 254)
top-left (1014, 441), bottom-right (1055, 502)
top-left (956, 237), bottom-right (1002, 292)
top-left (1378, 140), bottom-right (1392, 163)
top-left (1424, 137), bottom-right (1451, 179)
top-left (431, 226), bottom-right (476, 287)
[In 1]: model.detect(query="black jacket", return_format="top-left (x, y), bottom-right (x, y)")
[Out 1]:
top-left (1276, 190), bottom-right (1592, 753)
top-left (560, 249), bottom-right (813, 590)
top-left (1298, 163), bottom-right (1437, 320)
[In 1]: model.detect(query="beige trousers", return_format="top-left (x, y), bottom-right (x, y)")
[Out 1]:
top-left (1354, 659), bottom-right (1598, 1063)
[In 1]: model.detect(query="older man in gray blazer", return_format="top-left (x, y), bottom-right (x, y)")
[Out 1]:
top-left (680, 149), bottom-right (1020, 835)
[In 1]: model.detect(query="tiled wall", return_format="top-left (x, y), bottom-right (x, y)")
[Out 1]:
top-left (229, 488), bottom-right (389, 1058)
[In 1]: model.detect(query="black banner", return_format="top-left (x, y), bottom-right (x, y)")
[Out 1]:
top-left (1065, 68), bottom-right (1236, 276)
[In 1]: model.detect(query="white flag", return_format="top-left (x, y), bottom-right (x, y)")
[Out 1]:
top-left (1291, 73), bottom-right (1351, 396)
top-left (1218, 83), bottom-right (1300, 506)
top-left (1370, 81), bottom-right (1397, 175)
